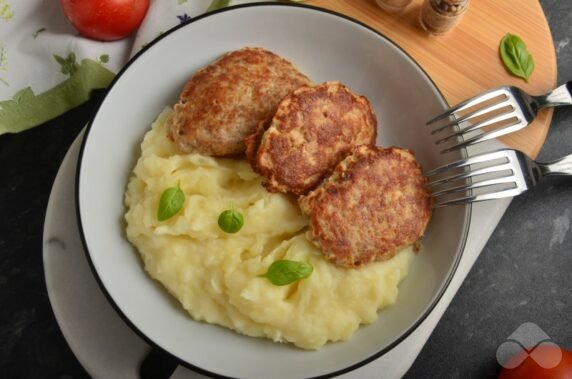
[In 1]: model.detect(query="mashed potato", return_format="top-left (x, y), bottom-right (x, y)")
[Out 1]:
top-left (125, 108), bottom-right (415, 349)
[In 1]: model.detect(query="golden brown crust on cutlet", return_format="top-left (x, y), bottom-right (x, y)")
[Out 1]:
top-left (254, 81), bottom-right (377, 196)
top-left (298, 145), bottom-right (432, 268)
top-left (167, 47), bottom-right (312, 156)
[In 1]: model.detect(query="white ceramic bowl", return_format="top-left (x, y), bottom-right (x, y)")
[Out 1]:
top-left (77, 3), bottom-right (470, 378)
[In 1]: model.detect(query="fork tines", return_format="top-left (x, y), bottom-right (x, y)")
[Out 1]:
top-left (427, 87), bottom-right (525, 154)
top-left (426, 149), bottom-right (526, 207)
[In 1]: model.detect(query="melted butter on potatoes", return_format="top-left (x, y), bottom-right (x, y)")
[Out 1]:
top-left (125, 107), bottom-right (414, 350)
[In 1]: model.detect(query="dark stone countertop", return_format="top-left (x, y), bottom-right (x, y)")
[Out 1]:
top-left (0, 1), bottom-right (570, 378)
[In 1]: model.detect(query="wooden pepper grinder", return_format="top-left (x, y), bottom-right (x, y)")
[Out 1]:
top-left (420, 0), bottom-right (470, 35)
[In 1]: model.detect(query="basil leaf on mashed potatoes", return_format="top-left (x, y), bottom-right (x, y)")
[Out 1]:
top-left (259, 260), bottom-right (313, 286)
top-left (157, 182), bottom-right (185, 221)
top-left (218, 208), bottom-right (244, 233)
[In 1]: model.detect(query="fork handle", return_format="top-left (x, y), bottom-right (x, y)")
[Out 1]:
top-left (540, 154), bottom-right (572, 176)
top-left (537, 81), bottom-right (572, 108)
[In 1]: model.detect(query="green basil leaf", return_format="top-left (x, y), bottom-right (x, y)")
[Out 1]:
top-left (499, 33), bottom-right (535, 82)
top-left (218, 208), bottom-right (243, 233)
top-left (259, 260), bottom-right (313, 286)
top-left (157, 183), bottom-right (185, 221)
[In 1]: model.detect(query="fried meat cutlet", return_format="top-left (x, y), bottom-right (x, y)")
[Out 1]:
top-left (298, 145), bottom-right (432, 268)
top-left (244, 118), bottom-right (271, 169)
top-left (167, 47), bottom-right (312, 156)
top-left (252, 81), bottom-right (377, 196)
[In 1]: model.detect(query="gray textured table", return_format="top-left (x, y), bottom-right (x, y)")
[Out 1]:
top-left (0, 1), bottom-right (569, 378)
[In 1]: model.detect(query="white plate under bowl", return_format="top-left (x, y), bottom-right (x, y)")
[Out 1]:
top-left (76, 3), bottom-right (470, 378)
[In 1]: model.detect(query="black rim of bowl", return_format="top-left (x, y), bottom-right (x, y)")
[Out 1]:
top-left (75, 3), bottom-right (472, 378)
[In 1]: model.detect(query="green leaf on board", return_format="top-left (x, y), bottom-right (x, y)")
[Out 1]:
top-left (499, 33), bottom-right (535, 82)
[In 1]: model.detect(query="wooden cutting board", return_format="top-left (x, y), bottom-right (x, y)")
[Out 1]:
top-left (305, 0), bottom-right (557, 158)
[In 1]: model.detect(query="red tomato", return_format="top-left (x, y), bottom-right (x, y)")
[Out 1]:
top-left (498, 345), bottom-right (572, 379)
top-left (60, 0), bottom-right (150, 41)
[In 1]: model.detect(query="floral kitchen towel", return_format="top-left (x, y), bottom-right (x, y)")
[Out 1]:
top-left (0, 0), bottom-right (278, 135)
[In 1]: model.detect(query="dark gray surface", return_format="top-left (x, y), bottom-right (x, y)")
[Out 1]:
top-left (0, 101), bottom-right (94, 378)
top-left (0, 1), bottom-right (569, 378)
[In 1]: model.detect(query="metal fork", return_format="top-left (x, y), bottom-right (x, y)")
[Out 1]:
top-left (427, 82), bottom-right (572, 154)
top-left (426, 149), bottom-right (572, 207)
